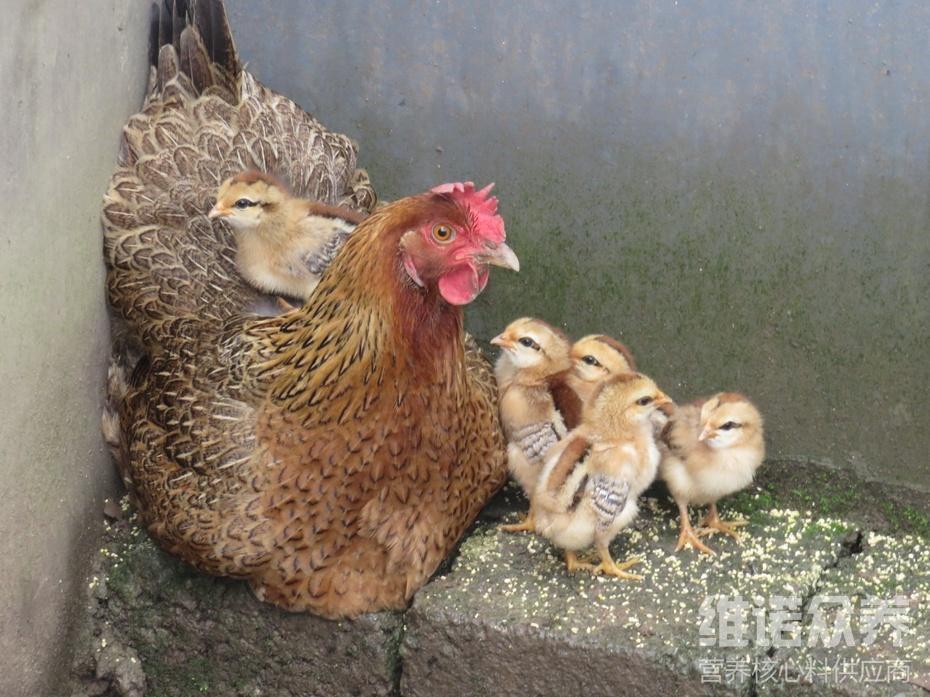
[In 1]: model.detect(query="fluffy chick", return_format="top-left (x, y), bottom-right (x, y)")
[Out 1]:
top-left (534, 373), bottom-right (671, 579)
top-left (549, 334), bottom-right (638, 429)
top-left (660, 392), bottom-right (765, 555)
top-left (492, 318), bottom-right (573, 533)
top-left (209, 170), bottom-right (367, 301)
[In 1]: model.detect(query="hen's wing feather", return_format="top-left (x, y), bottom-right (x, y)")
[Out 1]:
top-left (104, 0), bottom-right (376, 350)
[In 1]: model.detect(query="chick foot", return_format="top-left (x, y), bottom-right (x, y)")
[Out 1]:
top-left (500, 511), bottom-right (536, 534)
top-left (592, 546), bottom-right (643, 580)
top-left (275, 297), bottom-right (300, 312)
top-left (674, 501), bottom-right (716, 555)
top-left (564, 550), bottom-right (597, 574)
top-left (675, 523), bottom-right (716, 556)
top-left (697, 503), bottom-right (747, 541)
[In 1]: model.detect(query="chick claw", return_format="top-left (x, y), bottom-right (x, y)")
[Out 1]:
top-left (565, 549), bottom-right (643, 581)
top-left (275, 297), bottom-right (300, 313)
top-left (500, 515), bottom-right (535, 534)
top-left (675, 525), bottom-right (716, 556)
top-left (697, 505), bottom-right (748, 541)
top-left (593, 553), bottom-right (643, 581)
top-left (564, 550), bottom-right (596, 573)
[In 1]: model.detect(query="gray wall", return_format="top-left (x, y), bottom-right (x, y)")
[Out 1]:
top-left (0, 3), bottom-right (150, 695)
top-left (227, 0), bottom-right (929, 491)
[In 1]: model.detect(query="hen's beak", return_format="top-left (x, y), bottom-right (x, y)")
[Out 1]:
top-left (207, 205), bottom-right (224, 219)
top-left (479, 242), bottom-right (520, 272)
top-left (490, 333), bottom-right (513, 348)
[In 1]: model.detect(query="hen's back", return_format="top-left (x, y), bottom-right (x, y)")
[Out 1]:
top-left (103, 0), bottom-right (376, 349)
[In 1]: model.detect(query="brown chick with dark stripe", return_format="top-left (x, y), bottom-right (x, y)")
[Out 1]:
top-left (209, 170), bottom-right (368, 302)
top-left (492, 318), bottom-right (573, 533)
top-left (549, 334), bottom-right (637, 429)
top-left (533, 373), bottom-right (671, 579)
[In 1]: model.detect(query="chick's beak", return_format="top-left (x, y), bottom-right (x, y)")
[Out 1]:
top-left (490, 333), bottom-right (513, 348)
top-left (698, 425), bottom-right (713, 442)
top-left (656, 398), bottom-right (675, 418)
top-left (478, 242), bottom-right (520, 272)
top-left (207, 205), bottom-right (224, 220)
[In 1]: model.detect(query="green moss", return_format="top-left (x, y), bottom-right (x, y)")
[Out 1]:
top-left (801, 519), bottom-right (853, 541)
top-left (140, 654), bottom-right (216, 697)
top-left (880, 501), bottom-right (930, 539)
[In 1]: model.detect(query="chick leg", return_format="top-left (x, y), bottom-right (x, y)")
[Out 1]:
top-left (591, 544), bottom-right (643, 581)
top-left (564, 550), bottom-right (597, 574)
top-left (499, 501), bottom-right (536, 534)
top-left (275, 297), bottom-right (300, 312)
top-left (697, 502), bottom-right (748, 541)
top-left (675, 500), bottom-right (716, 555)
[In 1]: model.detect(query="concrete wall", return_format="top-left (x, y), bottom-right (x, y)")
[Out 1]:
top-left (227, 0), bottom-right (929, 491)
top-left (0, 2), bottom-right (150, 695)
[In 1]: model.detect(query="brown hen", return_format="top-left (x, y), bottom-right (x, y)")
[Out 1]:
top-left (103, 0), bottom-right (517, 618)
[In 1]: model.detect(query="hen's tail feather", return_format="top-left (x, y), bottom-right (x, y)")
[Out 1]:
top-left (192, 0), bottom-right (239, 89)
top-left (102, 354), bottom-right (132, 486)
top-left (151, 0), bottom-right (238, 98)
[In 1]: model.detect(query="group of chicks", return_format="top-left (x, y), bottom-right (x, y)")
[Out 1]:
top-left (206, 168), bottom-right (766, 583)
top-left (493, 318), bottom-right (765, 580)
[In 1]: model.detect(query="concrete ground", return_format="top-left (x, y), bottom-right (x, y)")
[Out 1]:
top-left (65, 461), bottom-right (929, 697)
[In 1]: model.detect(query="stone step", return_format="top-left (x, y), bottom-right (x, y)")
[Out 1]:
top-left (67, 462), bottom-right (930, 697)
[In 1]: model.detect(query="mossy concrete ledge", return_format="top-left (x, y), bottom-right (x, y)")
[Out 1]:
top-left (68, 505), bottom-right (403, 697)
top-left (69, 463), bottom-right (930, 696)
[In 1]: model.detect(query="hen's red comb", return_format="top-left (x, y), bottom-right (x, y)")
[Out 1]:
top-left (431, 181), bottom-right (506, 244)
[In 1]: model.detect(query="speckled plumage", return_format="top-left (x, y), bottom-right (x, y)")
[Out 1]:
top-left (102, 0), bottom-right (506, 618)
top-left (103, 0), bottom-right (376, 347)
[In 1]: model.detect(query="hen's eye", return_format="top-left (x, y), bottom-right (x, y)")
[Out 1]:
top-left (431, 224), bottom-right (455, 243)
top-left (636, 396), bottom-right (653, 406)
top-left (518, 337), bottom-right (540, 350)
top-left (582, 355), bottom-right (601, 367)
top-left (719, 421), bottom-right (740, 431)
top-left (235, 198), bottom-right (256, 209)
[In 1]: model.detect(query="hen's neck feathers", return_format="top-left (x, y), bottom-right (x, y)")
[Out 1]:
top-left (262, 199), bottom-right (465, 395)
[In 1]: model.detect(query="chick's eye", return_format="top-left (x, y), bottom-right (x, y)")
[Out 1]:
top-left (720, 421), bottom-right (740, 431)
top-left (235, 198), bottom-right (256, 209)
top-left (636, 396), bottom-right (653, 406)
top-left (431, 224), bottom-right (455, 243)
top-left (582, 355), bottom-right (601, 367)
top-left (518, 337), bottom-right (540, 350)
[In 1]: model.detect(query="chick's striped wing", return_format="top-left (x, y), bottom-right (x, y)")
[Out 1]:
top-left (301, 228), bottom-right (354, 277)
top-left (588, 473), bottom-right (631, 532)
top-left (512, 421), bottom-right (561, 465)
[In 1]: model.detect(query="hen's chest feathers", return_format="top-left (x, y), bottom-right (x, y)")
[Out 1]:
top-left (252, 290), bottom-right (469, 475)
